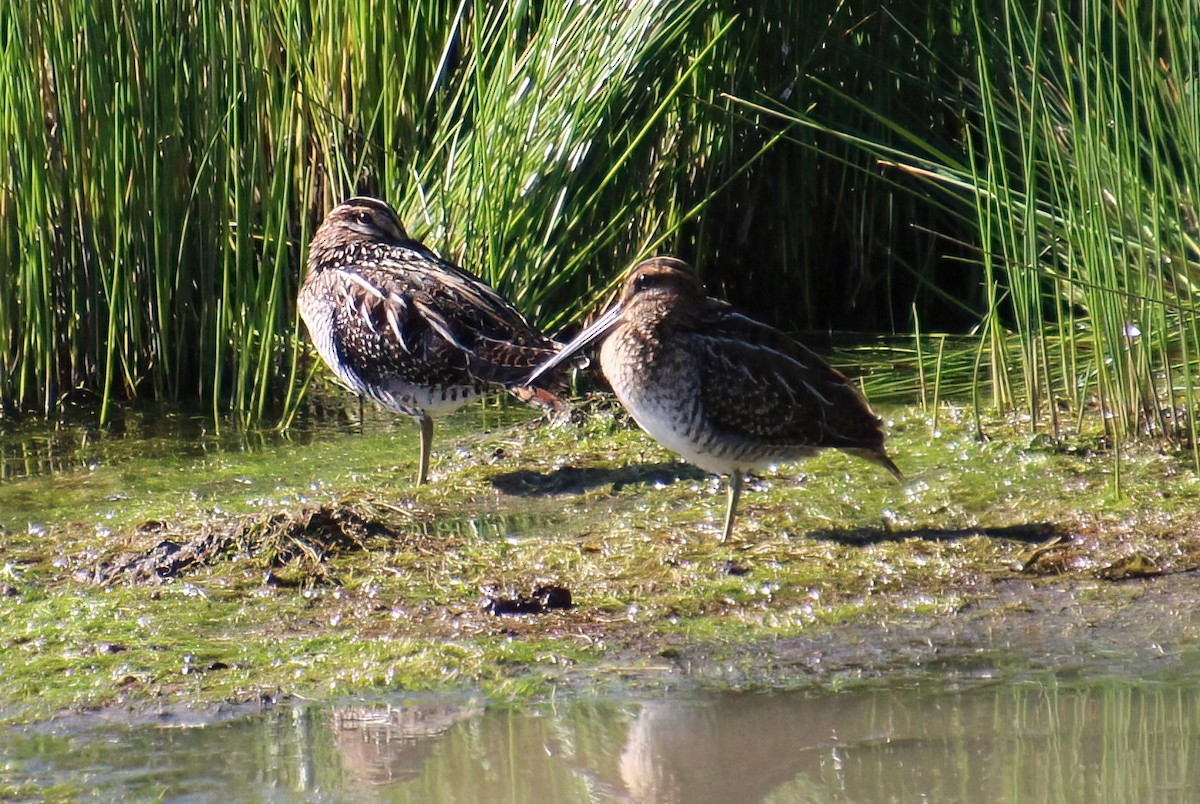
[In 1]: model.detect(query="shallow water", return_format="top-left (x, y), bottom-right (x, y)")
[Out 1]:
top-left (4, 679), bottom-right (1199, 802)
top-left (0, 400), bottom-right (525, 531)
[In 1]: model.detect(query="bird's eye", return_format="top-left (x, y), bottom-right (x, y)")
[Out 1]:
top-left (355, 212), bottom-right (372, 226)
top-left (634, 272), bottom-right (653, 290)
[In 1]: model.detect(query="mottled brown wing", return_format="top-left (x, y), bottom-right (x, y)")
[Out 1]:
top-left (400, 256), bottom-right (563, 382)
top-left (339, 243), bottom-right (561, 388)
top-left (323, 266), bottom-right (464, 393)
top-left (692, 306), bottom-right (888, 454)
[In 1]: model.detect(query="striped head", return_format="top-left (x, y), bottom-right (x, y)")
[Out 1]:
top-left (525, 256), bottom-right (706, 387)
top-left (307, 196), bottom-right (410, 275)
top-left (616, 257), bottom-right (707, 327)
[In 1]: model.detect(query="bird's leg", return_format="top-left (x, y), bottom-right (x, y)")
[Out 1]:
top-left (721, 469), bottom-right (743, 542)
top-left (417, 415), bottom-right (434, 485)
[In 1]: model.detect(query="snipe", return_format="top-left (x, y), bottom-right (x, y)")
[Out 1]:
top-left (300, 196), bottom-right (565, 485)
top-left (528, 257), bottom-right (901, 540)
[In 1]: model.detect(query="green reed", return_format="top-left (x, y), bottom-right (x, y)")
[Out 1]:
top-left (0, 1), bottom-right (985, 426)
top-left (729, 0), bottom-right (1200, 463)
top-left (966, 0), bottom-right (1200, 460)
top-left (6, 0), bottom-right (1199, 455)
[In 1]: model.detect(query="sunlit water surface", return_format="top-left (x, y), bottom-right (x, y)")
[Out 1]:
top-left (4, 681), bottom-right (1199, 802)
top-left (0, 400), bottom-right (526, 530)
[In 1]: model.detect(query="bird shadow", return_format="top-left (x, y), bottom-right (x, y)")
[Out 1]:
top-left (808, 522), bottom-right (1059, 546)
top-left (491, 461), bottom-right (709, 497)
top-left (490, 462), bottom-right (1059, 550)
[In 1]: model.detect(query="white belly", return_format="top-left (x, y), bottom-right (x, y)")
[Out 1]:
top-left (366, 380), bottom-right (480, 418)
top-left (303, 304), bottom-right (480, 418)
top-left (602, 337), bottom-right (760, 475)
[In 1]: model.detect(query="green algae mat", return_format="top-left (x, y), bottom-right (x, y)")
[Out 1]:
top-left (3, 399), bottom-right (1200, 721)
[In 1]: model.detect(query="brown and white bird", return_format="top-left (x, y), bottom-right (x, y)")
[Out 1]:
top-left (528, 256), bottom-right (901, 540)
top-left (300, 196), bottom-right (565, 485)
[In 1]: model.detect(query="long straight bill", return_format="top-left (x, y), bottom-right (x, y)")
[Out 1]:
top-left (525, 304), bottom-right (624, 386)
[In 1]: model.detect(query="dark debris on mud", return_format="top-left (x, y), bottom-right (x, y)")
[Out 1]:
top-left (483, 584), bottom-right (574, 616)
top-left (91, 504), bottom-right (407, 586)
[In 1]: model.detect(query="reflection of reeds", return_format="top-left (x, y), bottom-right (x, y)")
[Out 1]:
top-left (9, 681), bottom-right (1194, 798)
top-left (266, 684), bottom-right (1200, 801)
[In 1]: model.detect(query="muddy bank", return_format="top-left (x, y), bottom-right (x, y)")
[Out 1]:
top-left (4, 403), bottom-right (1200, 719)
top-left (662, 572), bottom-right (1200, 688)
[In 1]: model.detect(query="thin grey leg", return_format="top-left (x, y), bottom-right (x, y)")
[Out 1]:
top-left (417, 415), bottom-right (434, 485)
top-left (721, 470), bottom-right (743, 542)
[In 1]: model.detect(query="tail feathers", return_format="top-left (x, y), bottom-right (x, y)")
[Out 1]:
top-left (843, 447), bottom-right (905, 483)
top-left (465, 339), bottom-right (586, 386)
top-left (459, 333), bottom-right (588, 420)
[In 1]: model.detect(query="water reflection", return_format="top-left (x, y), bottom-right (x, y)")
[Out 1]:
top-left (5, 680), bottom-right (1199, 801)
top-left (0, 398), bottom-right (373, 483)
top-left (333, 703), bottom-right (484, 786)
top-left (0, 399), bottom-right (527, 529)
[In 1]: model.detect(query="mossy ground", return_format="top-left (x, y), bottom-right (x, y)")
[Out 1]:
top-left (3, 395), bottom-right (1200, 723)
